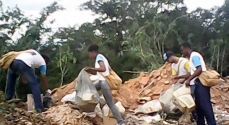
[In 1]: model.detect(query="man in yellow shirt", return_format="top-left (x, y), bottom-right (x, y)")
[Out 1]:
top-left (163, 51), bottom-right (197, 121)
top-left (163, 51), bottom-right (190, 80)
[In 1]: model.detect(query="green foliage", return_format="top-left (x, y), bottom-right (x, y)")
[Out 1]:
top-left (0, 0), bottom-right (229, 99)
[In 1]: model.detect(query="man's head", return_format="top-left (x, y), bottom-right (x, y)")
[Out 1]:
top-left (163, 51), bottom-right (177, 63)
top-left (88, 44), bottom-right (99, 59)
top-left (180, 42), bottom-right (192, 57)
top-left (41, 54), bottom-right (50, 64)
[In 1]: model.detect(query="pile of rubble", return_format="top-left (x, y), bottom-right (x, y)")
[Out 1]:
top-left (48, 63), bottom-right (229, 124)
top-left (113, 64), bottom-right (173, 109)
top-left (44, 104), bottom-right (102, 125)
top-left (2, 63), bottom-right (229, 125)
top-left (51, 78), bottom-right (76, 105)
top-left (0, 97), bottom-right (57, 125)
top-left (114, 63), bottom-right (229, 112)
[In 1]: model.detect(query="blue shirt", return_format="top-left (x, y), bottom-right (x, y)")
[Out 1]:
top-left (39, 65), bottom-right (47, 75)
top-left (192, 56), bottom-right (201, 68)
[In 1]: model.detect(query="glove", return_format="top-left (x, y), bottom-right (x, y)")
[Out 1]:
top-left (46, 89), bottom-right (51, 94)
top-left (45, 89), bottom-right (51, 96)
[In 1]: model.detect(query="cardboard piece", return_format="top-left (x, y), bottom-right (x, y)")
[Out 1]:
top-left (27, 94), bottom-right (43, 111)
top-left (103, 116), bottom-right (117, 125)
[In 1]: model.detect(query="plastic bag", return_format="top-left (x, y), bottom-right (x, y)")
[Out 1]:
top-left (95, 103), bottom-right (103, 118)
top-left (159, 83), bottom-right (183, 114)
top-left (75, 68), bottom-right (100, 112)
top-left (61, 91), bottom-right (76, 104)
top-left (134, 100), bottom-right (162, 114)
top-left (108, 101), bottom-right (125, 118)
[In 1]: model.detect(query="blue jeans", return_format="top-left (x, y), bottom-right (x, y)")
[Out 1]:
top-left (94, 80), bottom-right (124, 124)
top-left (195, 79), bottom-right (216, 125)
top-left (5, 59), bottom-right (44, 109)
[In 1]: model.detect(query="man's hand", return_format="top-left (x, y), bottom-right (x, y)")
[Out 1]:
top-left (185, 79), bottom-right (191, 87)
top-left (174, 76), bottom-right (180, 79)
top-left (85, 66), bottom-right (92, 71)
top-left (178, 79), bottom-right (186, 84)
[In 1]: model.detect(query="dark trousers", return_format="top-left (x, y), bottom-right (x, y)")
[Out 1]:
top-left (94, 80), bottom-right (124, 124)
top-left (195, 79), bottom-right (216, 125)
top-left (5, 59), bottom-right (44, 109)
top-left (190, 85), bottom-right (197, 120)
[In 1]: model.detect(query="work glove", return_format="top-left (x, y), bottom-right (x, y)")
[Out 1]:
top-left (43, 89), bottom-right (54, 108)
top-left (45, 89), bottom-right (51, 95)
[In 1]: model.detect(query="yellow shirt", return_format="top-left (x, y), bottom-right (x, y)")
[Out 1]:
top-left (172, 59), bottom-right (190, 76)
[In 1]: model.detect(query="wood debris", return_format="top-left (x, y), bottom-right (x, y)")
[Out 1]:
top-left (0, 99), bottom-right (57, 125)
top-left (44, 104), bottom-right (102, 125)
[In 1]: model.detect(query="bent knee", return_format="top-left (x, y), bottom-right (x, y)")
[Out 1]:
top-left (100, 80), bottom-right (110, 90)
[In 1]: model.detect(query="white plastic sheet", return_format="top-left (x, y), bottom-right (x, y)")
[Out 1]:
top-left (102, 101), bottom-right (126, 117)
top-left (75, 68), bottom-right (100, 112)
top-left (159, 83), bottom-right (183, 114)
top-left (61, 91), bottom-right (76, 104)
top-left (134, 100), bottom-right (162, 114)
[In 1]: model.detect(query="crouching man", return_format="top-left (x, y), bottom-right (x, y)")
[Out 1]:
top-left (5, 49), bottom-right (49, 113)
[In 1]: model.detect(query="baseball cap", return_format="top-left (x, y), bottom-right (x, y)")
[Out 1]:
top-left (163, 51), bottom-right (173, 63)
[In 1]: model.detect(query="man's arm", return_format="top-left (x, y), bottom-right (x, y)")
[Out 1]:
top-left (39, 65), bottom-right (48, 91)
top-left (87, 55), bottom-right (106, 72)
top-left (187, 56), bottom-right (202, 81)
top-left (90, 61), bottom-right (106, 72)
top-left (178, 73), bottom-right (191, 79)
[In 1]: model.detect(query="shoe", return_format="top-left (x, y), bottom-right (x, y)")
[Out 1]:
top-left (116, 123), bottom-right (125, 125)
top-left (4, 97), bottom-right (12, 102)
top-left (36, 108), bottom-right (47, 113)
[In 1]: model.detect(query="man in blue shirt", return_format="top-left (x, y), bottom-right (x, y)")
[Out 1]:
top-left (180, 42), bottom-right (216, 125)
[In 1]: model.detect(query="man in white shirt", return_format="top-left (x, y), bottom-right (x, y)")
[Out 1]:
top-left (5, 49), bottom-right (49, 113)
top-left (85, 44), bottom-right (124, 125)
top-left (181, 42), bottom-right (216, 125)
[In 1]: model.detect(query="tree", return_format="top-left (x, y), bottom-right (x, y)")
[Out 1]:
top-left (1, 0), bottom-right (229, 97)
top-left (56, 45), bottom-right (76, 86)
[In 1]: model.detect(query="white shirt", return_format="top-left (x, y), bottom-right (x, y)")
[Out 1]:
top-left (15, 49), bottom-right (46, 69)
top-left (189, 52), bottom-right (206, 85)
top-left (95, 54), bottom-right (110, 80)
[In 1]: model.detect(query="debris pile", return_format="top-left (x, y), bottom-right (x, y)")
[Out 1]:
top-left (44, 104), bottom-right (102, 125)
top-left (4, 108), bottom-right (56, 125)
top-left (2, 63), bottom-right (229, 125)
top-left (114, 63), bottom-right (174, 109)
top-left (0, 98), bottom-right (57, 125)
top-left (210, 82), bottom-right (229, 111)
top-left (114, 63), bottom-right (229, 112)
top-left (51, 78), bottom-right (76, 104)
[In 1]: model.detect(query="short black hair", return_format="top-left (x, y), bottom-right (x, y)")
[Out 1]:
top-left (88, 44), bottom-right (99, 52)
top-left (41, 54), bottom-right (50, 64)
top-left (181, 42), bottom-right (191, 48)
